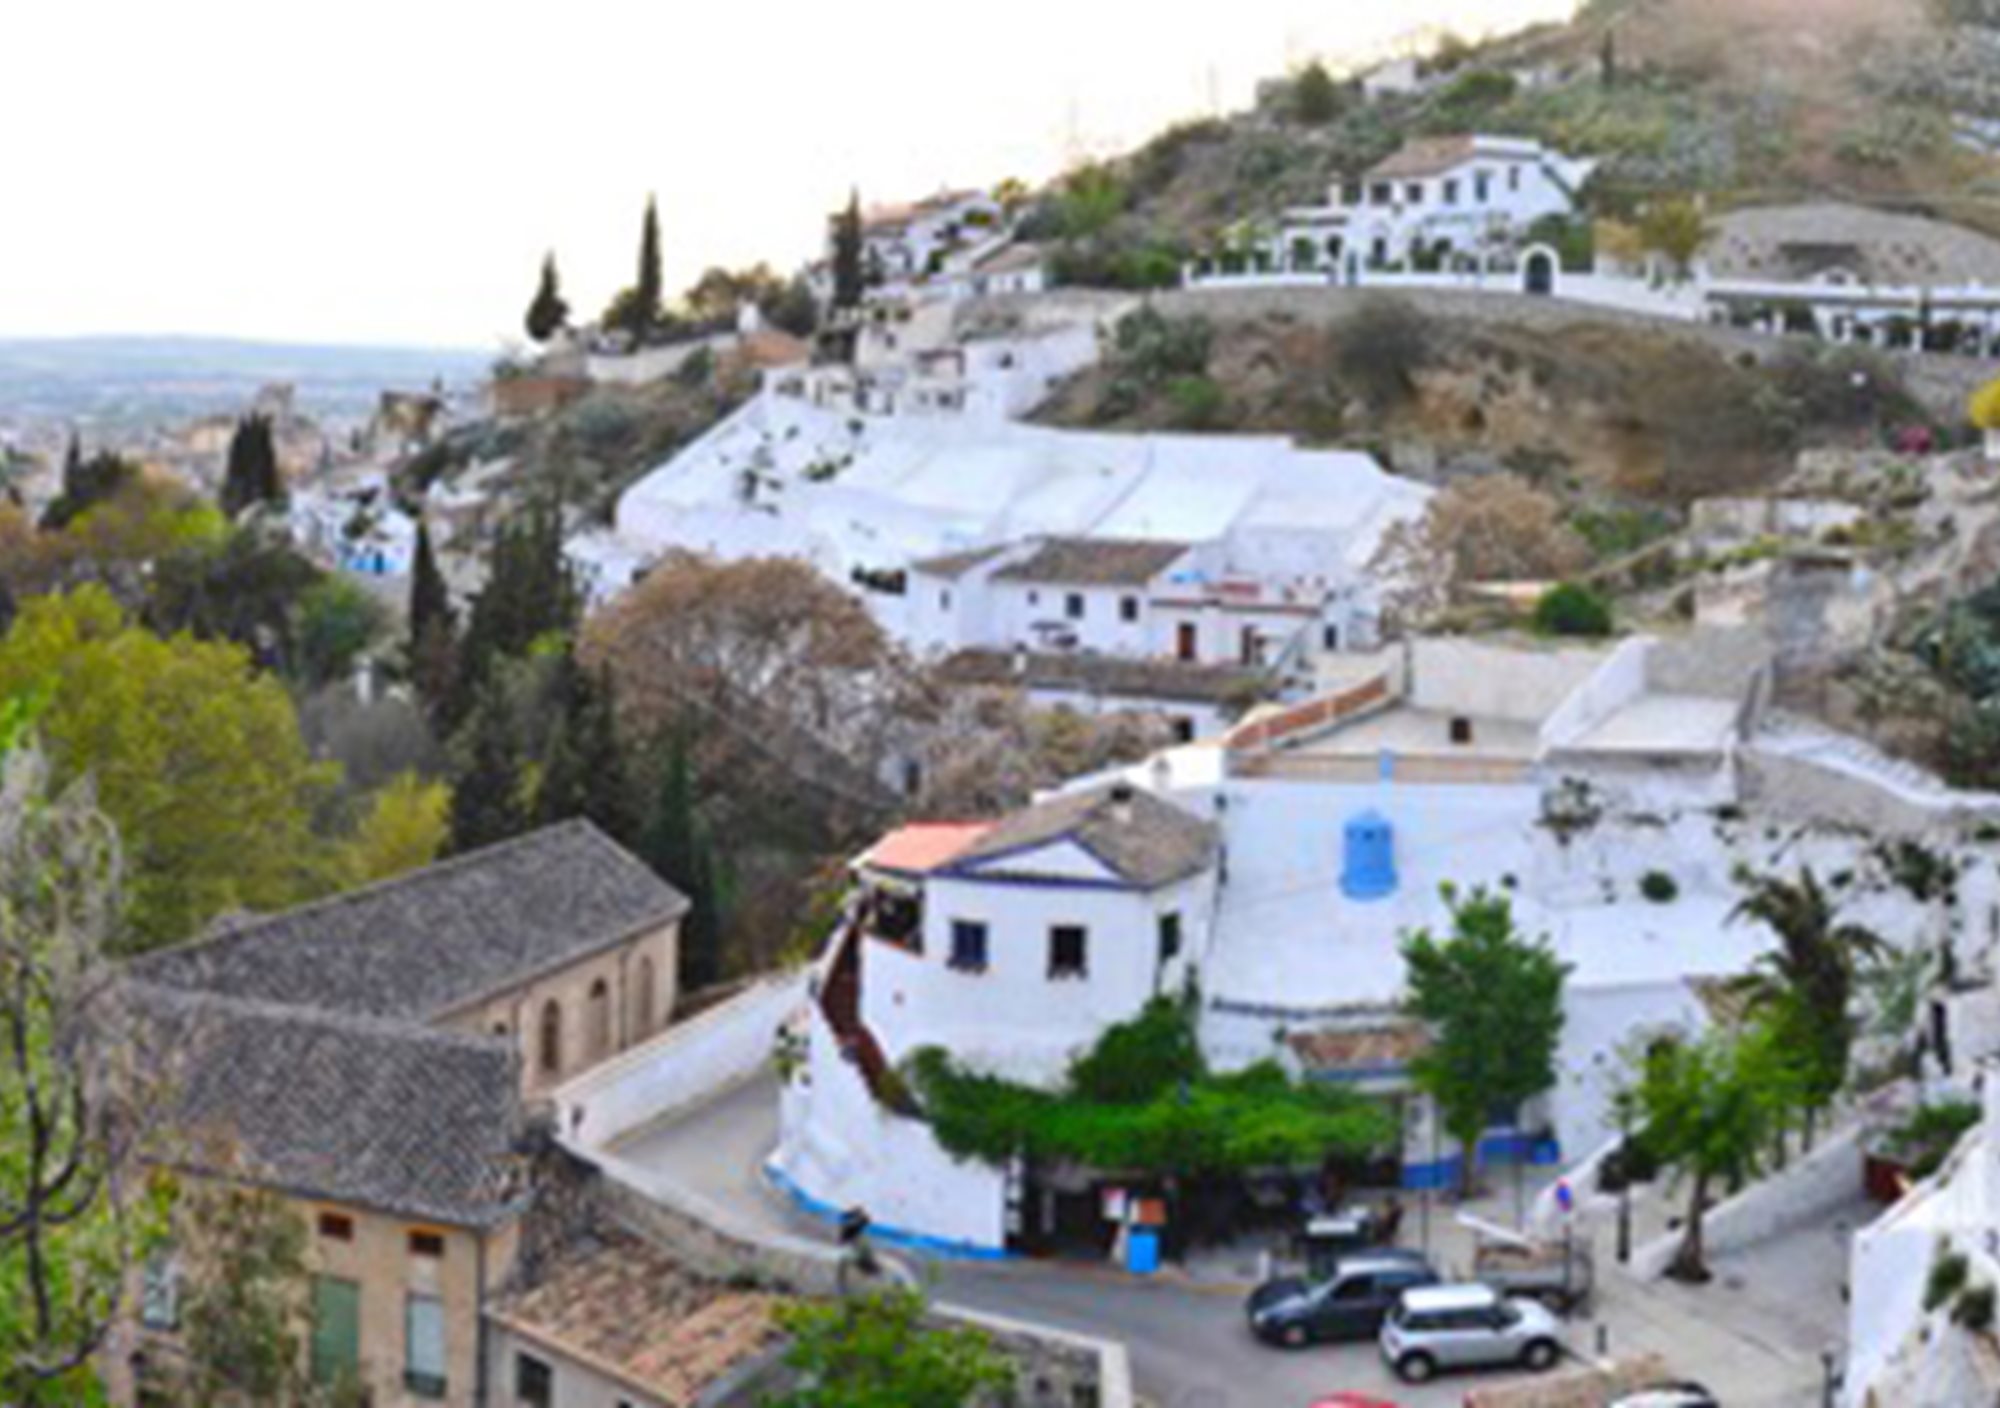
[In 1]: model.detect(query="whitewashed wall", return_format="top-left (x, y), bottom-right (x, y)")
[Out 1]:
top-left (1630, 1124), bottom-right (1865, 1280)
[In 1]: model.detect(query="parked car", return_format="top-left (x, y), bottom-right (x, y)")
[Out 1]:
top-left (1308, 1396), bottom-right (1401, 1408)
top-left (1378, 1283), bottom-right (1564, 1383)
top-left (1608, 1384), bottom-right (1719, 1408)
top-left (1248, 1251), bottom-right (1439, 1347)
top-left (1471, 1233), bottom-right (1594, 1312)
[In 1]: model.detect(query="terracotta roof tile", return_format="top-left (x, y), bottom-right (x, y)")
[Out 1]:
top-left (1289, 1020), bottom-right (1430, 1074)
top-left (990, 538), bottom-right (1191, 587)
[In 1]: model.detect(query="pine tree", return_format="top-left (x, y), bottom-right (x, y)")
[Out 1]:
top-left (643, 726), bottom-right (723, 989)
top-left (456, 500), bottom-right (579, 703)
top-left (409, 520), bottom-right (452, 646)
top-left (525, 251), bottom-right (569, 343)
top-left (832, 189), bottom-right (866, 311)
top-left (450, 683), bottom-right (526, 853)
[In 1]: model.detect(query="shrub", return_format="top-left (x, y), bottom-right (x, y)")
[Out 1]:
top-left (1164, 375), bottom-right (1227, 430)
top-left (1888, 1100), bottom-right (1983, 1180)
top-left (1955, 1282), bottom-right (1996, 1333)
top-left (1291, 61), bottom-right (1343, 124)
top-left (1927, 1247), bottom-right (1970, 1312)
top-left (1639, 871), bottom-right (1679, 904)
top-left (1534, 582), bottom-right (1614, 638)
top-left (1330, 296), bottom-right (1431, 411)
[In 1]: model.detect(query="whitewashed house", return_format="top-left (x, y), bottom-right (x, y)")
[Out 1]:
top-left (1273, 134), bottom-right (1597, 281)
top-left (819, 188), bottom-right (1013, 306)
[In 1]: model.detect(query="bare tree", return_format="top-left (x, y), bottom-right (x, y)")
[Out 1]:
top-left (0, 745), bottom-right (168, 1403)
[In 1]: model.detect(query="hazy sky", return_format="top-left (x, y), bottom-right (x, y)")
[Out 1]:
top-left (4, 0), bottom-right (1572, 348)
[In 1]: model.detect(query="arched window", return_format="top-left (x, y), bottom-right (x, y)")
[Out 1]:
top-left (586, 980), bottom-right (612, 1062)
top-left (539, 999), bottom-right (563, 1077)
top-left (633, 956), bottom-right (656, 1038)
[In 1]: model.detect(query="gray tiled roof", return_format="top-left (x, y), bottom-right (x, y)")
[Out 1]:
top-left (951, 783), bottom-right (1217, 889)
top-left (990, 538), bottom-right (1191, 587)
top-left (907, 544), bottom-right (1010, 580)
top-left (132, 821), bottom-right (687, 1023)
top-left (128, 982), bottom-right (526, 1226)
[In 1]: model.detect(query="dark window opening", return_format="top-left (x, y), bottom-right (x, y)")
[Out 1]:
top-left (949, 920), bottom-right (989, 972)
top-left (408, 1230), bottom-right (446, 1260)
top-left (1049, 925), bottom-right (1088, 979)
top-left (1065, 592), bottom-right (1085, 620)
top-left (1119, 596), bottom-right (1139, 623)
top-left (1158, 913), bottom-right (1182, 965)
top-left (1449, 716), bottom-right (1474, 746)
top-left (317, 1212), bottom-right (354, 1242)
top-left (516, 1353), bottom-right (554, 1408)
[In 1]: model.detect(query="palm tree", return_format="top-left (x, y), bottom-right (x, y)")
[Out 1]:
top-left (1728, 866), bottom-right (1885, 1145)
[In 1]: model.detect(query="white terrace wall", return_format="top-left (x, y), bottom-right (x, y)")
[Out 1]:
top-left (1630, 1122), bottom-right (1866, 1281)
top-left (1409, 638), bottom-right (1606, 725)
top-left (1538, 637), bottom-right (1651, 753)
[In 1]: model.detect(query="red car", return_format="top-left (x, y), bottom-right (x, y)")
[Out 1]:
top-left (1310, 1396), bottom-right (1400, 1408)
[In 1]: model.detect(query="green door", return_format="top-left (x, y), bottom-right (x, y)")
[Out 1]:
top-left (311, 1276), bottom-right (361, 1385)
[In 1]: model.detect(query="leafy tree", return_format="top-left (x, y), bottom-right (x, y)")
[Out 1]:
top-left (0, 587), bottom-right (335, 949)
top-left (143, 524), bottom-right (322, 676)
top-left (1637, 197), bottom-right (1712, 281)
top-left (1533, 582), bottom-right (1614, 638)
top-left (220, 413), bottom-right (284, 518)
top-left (1371, 475), bottom-right (1591, 625)
top-left (296, 577), bottom-right (387, 689)
top-left (41, 449), bottom-right (139, 532)
top-left (1291, 61), bottom-right (1342, 124)
top-left (335, 772), bottom-right (450, 888)
top-left (449, 680), bottom-right (526, 854)
top-left (642, 726), bottom-right (726, 989)
top-left (1628, 1023), bottom-right (1789, 1282)
top-left (456, 501), bottom-right (578, 707)
top-left (1728, 866), bottom-right (1886, 1138)
top-left (534, 657), bottom-right (636, 843)
top-left (0, 744), bottom-right (173, 1404)
top-left (831, 190), bottom-right (867, 312)
top-left (524, 251), bottom-right (569, 343)
top-left (172, 1173), bottom-right (315, 1405)
top-left (1401, 886), bottom-right (1571, 1195)
top-left (766, 1291), bottom-right (1010, 1408)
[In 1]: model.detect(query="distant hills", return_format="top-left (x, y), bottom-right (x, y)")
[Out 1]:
top-left (0, 334), bottom-right (490, 430)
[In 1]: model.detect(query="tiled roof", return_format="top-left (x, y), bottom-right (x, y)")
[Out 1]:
top-left (1288, 1020), bottom-right (1430, 1075)
top-left (990, 537), bottom-right (1191, 587)
top-left (859, 822), bottom-right (995, 876)
top-left (952, 783), bottom-right (1217, 889)
top-left (973, 242), bottom-right (1046, 274)
top-left (129, 983), bottom-right (525, 1226)
top-left (131, 822), bottom-right (687, 1023)
top-left (907, 544), bottom-right (1011, 580)
top-left (1367, 136), bottom-right (1479, 181)
top-left (936, 648), bottom-right (1269, 706)
top-left (490, 1229), bottom-right (781, 1406)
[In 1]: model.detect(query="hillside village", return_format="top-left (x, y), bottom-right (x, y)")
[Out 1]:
top-left (18, 2), bottom-right (2000, 1407)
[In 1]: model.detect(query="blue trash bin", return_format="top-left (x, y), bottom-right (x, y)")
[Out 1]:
top-left (1126, 1229), bottom-right (1161, 1275)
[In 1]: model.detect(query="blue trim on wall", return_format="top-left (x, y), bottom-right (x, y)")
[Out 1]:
top-left (1307, 1064), bottom-right (1409, 1083)
top-left (760, 1162), bottom-right (1013, 1262)
top-left (1400, 1134), bottom-right (1561, 1190)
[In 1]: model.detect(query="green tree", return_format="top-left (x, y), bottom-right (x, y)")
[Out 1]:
top-left (766, 1291), bottom-right (1011, 1408)
top-left (1728, 866), bottom-right (1885, 1140)
top-left (407, 520), bottom-right (457, 720)
top-left (42, 448), bottom-right (139, 532)
top-left (144, 525), bottom-right (323, 677)
top-left (0, 744), bottom-right (173, 1404)
top-left (1291, 60), bottom-right (1342, 124)
top-left (173, 1175), bottom-right (314, 1405)
top-left (643, 726), bottom-right (725, 988)
top-left (606, 197), bottom-right (664, 343)
top-left (455, 501), bottom-right (578, 706)
top-left (334, 772), bottom-right (451, 889)
top-left (534, 657), bottom-right (636, 844)
top-left (449, 680), bottom-right (527, 853)
top-left (1638, 196), bottom-right (1712, 282)
top-left (220, 413), bottom-right (284, 518)
top-left (0, 588), bottom-right (336, 949)
top-left (832, 190), bottom-right (867, 312)
top-left (1533, 582), bottom-right (1614, 638)
top-left (524, 251), bottom-right (569, 343)
top-left (1628, 1023), bottom-right (1790, 1282)
top-left (1401, 886), bottom-right (1571, 1195)
top-left (296, 576), bottom-right (387, 689)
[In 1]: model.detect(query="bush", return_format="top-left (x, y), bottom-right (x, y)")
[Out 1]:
top-left (1533, 582), bottom-right (1614, 638)
top-left (1887, 1100), bottom-right (1982, 1179)
top-left (1639, 871), bottom-right (1679, 904)
top-left (1165, 375), bottom-right (1228, 430)
top-left (1927, 1247), bottom-right (1970, 1312)
top-left (1291, 61), bottom-right (1343, 125)
top-left (1955, 1281), bottom-right (1996, 1332)
top-left (1331, 297), bottom-right (1431, 411)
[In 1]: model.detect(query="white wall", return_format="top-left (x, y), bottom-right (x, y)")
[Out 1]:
top-left (993, 580), bottom-right (1154, 656)
top-left (1552, 979), bottom-right (1709, 1167)
top-left (1410, 638), bottom-right (1607, 724)
top-left (1539, 637), bottom-right (1653, 752)
top-left (555, 975), bottom-right (807, 1150)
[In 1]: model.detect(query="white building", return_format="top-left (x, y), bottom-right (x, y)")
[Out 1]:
top-left (1241, 134), bottom-right (1597, 283)
top-left (772, 628), bottom-right (2000, 1255)
top-left (289, 474), bottom-right (418, 578)
top-left (817, 188), bottom-right (1015, 306)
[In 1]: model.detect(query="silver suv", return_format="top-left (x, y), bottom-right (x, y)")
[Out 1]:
top-left (1379, 1283), bottom-right (1564, 1383)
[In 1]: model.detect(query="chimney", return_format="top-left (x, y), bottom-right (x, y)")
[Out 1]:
top-left (1108, 780), bottom-right (1136, 825)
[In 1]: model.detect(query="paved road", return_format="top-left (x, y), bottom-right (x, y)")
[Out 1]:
top-left (617, 1073), bottom-right (1829, 1407)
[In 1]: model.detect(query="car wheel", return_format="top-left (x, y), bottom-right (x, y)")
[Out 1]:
top-left (1397, 1352), bottom-right (1437, 1383)
top-left (1522, 1338), bottom-right (1560, 1371)
top-left (1281, 1323), bottom-right (1309, 1349)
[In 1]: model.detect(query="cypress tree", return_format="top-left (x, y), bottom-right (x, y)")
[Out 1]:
top-left (456, 500), bottom-right (578, 704)
top-left (450, 682), bottom-right (526, 853)
top-left (221, 413), bottom-right (282, 517)
top-left (576, 667), bottom-right (637, 843)
top-left (643, 727), bottom-right (722, 989)
top-left (832, 189), bottom-right (866, 311)
top-left (635, 196), bottom-right (663, 342)
top-left (408, 520), bottom-right (453, 646)
top-left (525, 252), bottom-right (569, 343)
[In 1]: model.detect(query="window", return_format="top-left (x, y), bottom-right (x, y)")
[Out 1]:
top-left (538, 999), bottom-right (562, 1076)
top-left (1370, 182), bottom-right (1392, 206)
top-left (939, 589), bottom-right (951, 609)
top-left (1170, 717), bottom-right (1195, 745)
top-left (1341, 182), bottom-right (1363, 205)
top-left (1049, 925), bottom-right (1088, 979)
top-left (1333, 1274), bottom-right (1376, 1300)
top-left (1065, 592), bottom-right (1085, 620)
top-left (1442, 178), bottom-right (1460, 205)
top-left (1028, 590), bottom-right (1040, 606)
top-left (1507, 164), bottom-right (1521, 192)
top-left (1119, 595), bottom-right (1139, 623)
top-left (408, 1229), bottom-right (446, 1259)
top-left (317, 1211), bottom-right (354, 1242)
top-left (1475, 170), bottom-right (1491, 203)
top-left (949, 920), bottom-right (989, 972)
top-left (1322, 623), bottom-right (1341, 651)
top-left (404, 1294), bottom-right (447, 1398)
top-left (516, 1352), bottom-right (554, 1408)
top-left (311, 1277), bottom-right (361, 1386)
top-left (1158, 913), bottom-right (1182, 965)
top-left (586, 978), bottom-right (612, 1062)
top-left (140, 1254), bottom-right (179, 1331)
top-left (1405, 182), bottom-right (1423, 205)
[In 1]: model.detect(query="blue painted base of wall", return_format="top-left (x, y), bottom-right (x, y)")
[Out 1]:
top-left (761, 1161), bottom-right (1013, 1262)
top-left (1401, 1134), bottom-right (1561, 1192)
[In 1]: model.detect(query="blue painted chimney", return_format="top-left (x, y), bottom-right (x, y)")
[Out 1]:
top-left (1341, 809), bottom-right (1397, 901)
